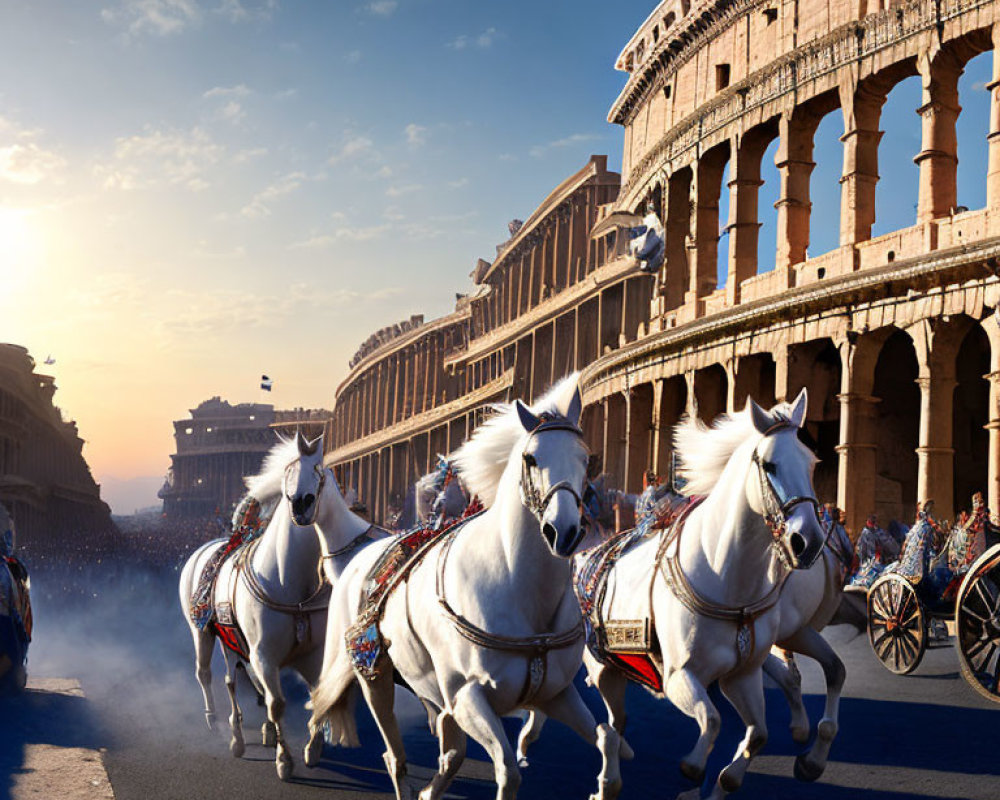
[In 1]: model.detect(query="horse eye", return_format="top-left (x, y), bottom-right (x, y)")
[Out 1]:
top-left (763, 461), bottom-right (777, 475)
top-left (523, 453), bottom-right (537, 468)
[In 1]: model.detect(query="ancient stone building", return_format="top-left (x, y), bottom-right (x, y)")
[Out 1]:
top-left (0, 344), bottom-right (113, 550)
top-left (329, 0), bottom-right (1000, 536)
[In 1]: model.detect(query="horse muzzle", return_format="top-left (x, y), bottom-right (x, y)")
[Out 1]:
top-left (290, 493), bottom-right (317, 527)
top-left (539, 491), bottom-right (584, 558)
top-left (781, 503), bottom-right (826, 569)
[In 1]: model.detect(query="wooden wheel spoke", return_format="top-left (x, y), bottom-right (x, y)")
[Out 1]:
top-left (961, 604), bottom-right (989, 625)
top-left (872, 629), bottom-right (894, 661)
top-left (966, 636), bottom-right (992, 662)
top-left (973, 580), bottom-right (996, 616)
top-left (974, 643), bottom-right (997, 673)
top-left (899, 629), bottom-right (921, 660)
top-left (899, 608), bottom-right (921, 629)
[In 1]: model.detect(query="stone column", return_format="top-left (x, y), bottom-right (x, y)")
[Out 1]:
top-left (687, 149), bottom-right (728, 310)
top-left (724, 358), bottom-right (738, 414)
top-left (839, 80), bottom-right (885, 246)
top-left (663, 169), bottom-right (691, 312)
top-left (835, 336), bottom-right (881, 536)
top-left (980, 314), bottom-right (1000, 515)
top-left (988, 26), bottom-right (1000, 213)
top-left (915, 49), bottom-right (962, 224)
top-left (650, 379), bottom-right (665, 477)
top-left (726, 135), bottom-right (766, 305)
top-left (775, 110), bottom-right (818, 273)
top-left (910, 321), bottom-right (958, 524)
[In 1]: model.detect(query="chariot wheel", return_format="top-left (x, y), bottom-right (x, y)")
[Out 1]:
top-left (955, 543), bottom-right (1000, 703)
top-left (867, 572), bottom-right (927, 675)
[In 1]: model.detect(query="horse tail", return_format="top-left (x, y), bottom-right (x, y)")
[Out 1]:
top-left (308, 652), bottom-right (361, 748)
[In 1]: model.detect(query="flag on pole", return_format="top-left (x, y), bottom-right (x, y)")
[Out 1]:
top-left (260, 374), bottom-right (272, 392)
top-left (44, 355), bottom-right (55, 365)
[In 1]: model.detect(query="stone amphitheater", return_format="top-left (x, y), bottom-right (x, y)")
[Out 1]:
top-left (325, 0), bottom-right (1000, 537)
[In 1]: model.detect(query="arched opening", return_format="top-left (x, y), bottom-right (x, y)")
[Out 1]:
top-left (953, 324), bottom-right (990, 513)
top-left (656, 374), bottom-right (688, 484)
top-left (717, 160), bottom-right (731, 288)
top-left (808, 109), bottom-right (844, 257)
top-left (757, 137), bottom-right (781, 273)
top-left (628, 383), bottom-right (654, 494)
top-left (605, 392), bottom-right (627, 491)
top-left (873, 75), bottom-right (922, 238)
top-left (872, 329), bottom-right (920, 524)
top-left (694, 364), bottom-right (728, 425)
top-left (734, 353), bottom-right (776, 410)
top-left (956, 50), bottom-right (992, 212)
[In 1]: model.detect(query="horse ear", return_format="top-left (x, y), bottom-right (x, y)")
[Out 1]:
top-left (789, 388), bottom-right (808, 428)
top-left (308, 433), bottom-right (324, 455)
top-left (515, 400), bottom-right (540, 433)
top-left (296, 429), bottom-right (309, 455)
top-left (564, 386), bottom-right (583, 426)
top-left (747, 397), bottom-right (773, 435)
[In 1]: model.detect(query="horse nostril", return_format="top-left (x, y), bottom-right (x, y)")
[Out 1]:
top-left (790, 531), bottom-right (806, 557)
top-left (565, 524), bottom-right (578, 549)
top-left (542, 523), bottom-right (558, 549)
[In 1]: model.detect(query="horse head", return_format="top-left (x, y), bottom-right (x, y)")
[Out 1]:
top-left (283, 430), bottom-right (328, 527)
top-left (515, 383), bottom-right (587, 558)
top-left (745, 389), bottom-right (826, 570)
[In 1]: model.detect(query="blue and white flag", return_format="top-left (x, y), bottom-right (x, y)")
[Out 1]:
top-left (44, 355), bottom-right (55, 365)
top-left (260, 375), bottom-right (272, 392)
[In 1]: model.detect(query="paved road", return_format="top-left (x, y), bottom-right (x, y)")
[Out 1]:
top-left (18, 566), bottom-right (1000, 800)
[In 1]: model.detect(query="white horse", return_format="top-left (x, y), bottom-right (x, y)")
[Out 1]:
top-left (414, 459), bottom-right (469, 528)
top-left (178, 432), bottom-right (383, 780)
top-left (310, 374), bottom-right (621, 800)
top-left (571, 392), bottom-right (829, 799)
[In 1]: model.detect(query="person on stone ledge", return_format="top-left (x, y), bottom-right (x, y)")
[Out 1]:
top-left (628, 200), bottom-right (664, 275)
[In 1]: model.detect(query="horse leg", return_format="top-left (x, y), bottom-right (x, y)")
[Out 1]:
top-left (190, 625), bottom-right (217, 731)
top-left (786, 628), bottom-right (845, 782)
top-left (295, 646), bottom-right (326, 768)
top-left (417, 710), bottom-right (467, 800)
top-left (221, 650), bottom-right (245, 757)
top-left (450, 681), bottom-right (521, 800)
top-left (357, 667), bottom-right (411, 800)
top-left (251, 653), bottom-right (294, 780)
top-left (515, 711), bottom-right (545, 767)
top-left (532, 683), bottom-right (622, 800)
top-left (588, 658), bottom-right (635, 761)
top-left (712, 669), bottom-right (768, 798)
top-left (665, 668), bottom-right (721, 785)
top-left (763, 650), bottom-right (809, 744)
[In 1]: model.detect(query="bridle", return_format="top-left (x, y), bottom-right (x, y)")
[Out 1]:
top-left (749, 419), bottom-right (826, 570)
top-left (283, 460), bottom-right (327, 526)
top-left (518, 412), bottom-right (586, 552)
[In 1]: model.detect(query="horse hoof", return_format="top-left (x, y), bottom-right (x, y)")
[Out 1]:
top-left (679, 760), bottom-right (705, 784)
top-left (276, 757), bottom-right (294, 781)
top-left (230, 738), bottom-right (245, 758)
top-left (791, 725), bottom-right (810, 745)
top-left (262, 723), bottom-right (277, 747)
top-left (719, 769), bottom-right (742, 793)
top-left (205, 713), bottom-right (217, 732)
top-left (517, 756), bottom-right (529, 768)
top-left (619, 737), bottom-right (635, 761)
top-left (794, 754), bottom-right (823, 783)
top-left (304, 740), bottom-right (323, 767)
top-left (590, 777), bottom-right (622, 800)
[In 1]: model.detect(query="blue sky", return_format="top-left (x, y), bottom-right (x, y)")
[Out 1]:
top-left (0, 0), bottom-right (652, 506)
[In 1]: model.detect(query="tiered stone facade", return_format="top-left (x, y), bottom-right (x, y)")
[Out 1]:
top-left (0, 344), bottom-right (112, 549)
top-left (329, 0), bottom-right (1000, 536)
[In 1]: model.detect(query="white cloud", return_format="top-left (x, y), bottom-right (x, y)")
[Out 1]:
top-left (241, 170), bottom-right (307, 218)
top-left (290, 223), bottom-right (391, 249)
top-left (96, 126), bottom-right (223, 191)
top-left (328, 135), bottom-right (375, 165)
top-left (385, 183), bottom-right (421, 197)
top-left (376, 164), bottom-right (393, 179)
top-left (529, 132), bottom-right (601, 158)
top-left (0, 142), bottom-right (66, 185)
top-left (219, 100), bottom-right (246, 124)
top-left (101, 0), bottom-right (276, 36)
top-left (233, 146), bottom-right (268, 163)
top-left (382, 206), bottom-right (404, 221)
top-left (344, 49), bottom-right (362, 64)
top-left (449, 26), bottom-right (497, 50)
top-left (404, 123), bottom-right (427, 146)
top-left (203, 84), bottom-right (251, 99)
top-left (363, 1), bottom-right (397, 17)
top-left (447, 177), bottom-right (468, 188)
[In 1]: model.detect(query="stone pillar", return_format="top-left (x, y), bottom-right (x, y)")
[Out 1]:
top-left (650, 378), bottom-right (665, 477)
top-left (663, 169), bottom-right (691, 312)
top-left (915, 49), bottom-right (962, 224)
top-left (988, 26), bottom-right (1000, 212)
top-left (835, 336), bottom-right (881, 536)
top-left (910, 321), bottom-right (958, 524)
top-left (726, 135), bottom-right (766, 305)
top-left (839, 80), bottom-right (885, 246)
top-left (980, 314), bottom-right (1000, 515)
top-left (724, 358), bottom-right (738, 414)
top-left (775, 110), bottom-right (818, 272)
top-left (687, 148), bottom-right (728, 309)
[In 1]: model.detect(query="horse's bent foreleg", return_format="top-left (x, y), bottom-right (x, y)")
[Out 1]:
top-left (451, 681), bottom-right (521, 800)
top-left (665, 667), bottom-right (720, 784)
top-left (294, 646), bottom-right (326, 767)
top-left (251, 653), bottom-right (293, 780)
top-left (222, 650), bottom-right (245, 757)
top-left (786, 628), bottom-right (845, 782)
top-left (763, 650), bottom-right (809, 744)
top-left (358, 667), bottom-right (411, 800)
top-left (587, 655), bottom-right (635, 761)
top-left (713, 669), bottom-right (768, 797)
top-left (418, 710), bottom-right (467, 800)
top-left (191, 626), bottom-right (217, 730)
top-left (534, 683), bottom-right (621, 800)
top-left (515, 711), bottom-right (545, 767)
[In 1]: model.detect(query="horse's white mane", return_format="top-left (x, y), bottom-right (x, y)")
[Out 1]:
top-left (673, 399), bottom-right (799, 497)
top-left (452, 373), bottom-right (581, 508)
top-left (244, 436), bottom-right (303, 500)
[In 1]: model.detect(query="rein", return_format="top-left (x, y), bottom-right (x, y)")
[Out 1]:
top-left (321, 524), bottom-right (386, 562)
top-left (236, 538), bottom-right (331, 615)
